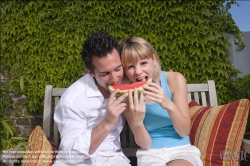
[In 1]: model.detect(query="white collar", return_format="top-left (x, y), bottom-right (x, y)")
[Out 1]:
top-left (85, 74), bottom-right (103, 98)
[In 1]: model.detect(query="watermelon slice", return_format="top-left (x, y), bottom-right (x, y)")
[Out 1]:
top-left (108, 78), bottom-right (152, 97)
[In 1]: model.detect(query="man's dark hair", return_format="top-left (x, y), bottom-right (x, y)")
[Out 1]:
top-left (81, 32), bottom-right (119, 72)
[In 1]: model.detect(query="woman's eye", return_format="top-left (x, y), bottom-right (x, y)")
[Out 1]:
top-left (141, 62), bottom-right (147, 65)
top-left (127, 66), bottom-right (134, 69)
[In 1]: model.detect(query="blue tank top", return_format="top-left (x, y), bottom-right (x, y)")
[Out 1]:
top-left (144, 71), bottom-right (190, 148)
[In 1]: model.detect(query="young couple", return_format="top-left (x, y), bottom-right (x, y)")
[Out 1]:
top-left (53, 32), bottom-right (202, 166)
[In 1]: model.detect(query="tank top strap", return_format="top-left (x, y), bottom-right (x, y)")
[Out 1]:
top-left (160, 71), bottom-right (172, 100)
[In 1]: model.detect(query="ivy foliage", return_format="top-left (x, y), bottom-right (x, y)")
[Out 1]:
top-left (230, 75), bottom-right (250, 101)
top-left (0, 73), bottom-right (28, 153)
top-left (0, 0), bottom-right (244, 112)
top-left (228, 74), bottom-right (250, 139)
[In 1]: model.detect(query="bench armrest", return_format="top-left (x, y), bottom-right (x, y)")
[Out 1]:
top-left (242, 139), bottom-right (250, 154)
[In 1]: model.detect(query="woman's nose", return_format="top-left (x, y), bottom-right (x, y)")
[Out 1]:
top-left (135, 67), bottom-right (142, 75)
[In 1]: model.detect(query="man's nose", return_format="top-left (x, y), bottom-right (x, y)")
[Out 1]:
top-left (109, 72), bottom-right (116, 82)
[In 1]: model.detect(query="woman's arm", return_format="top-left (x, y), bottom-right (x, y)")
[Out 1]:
top-left (166, 71), bottom-right (191, 136)
top-left (123, 89), bottom-right (152, 149)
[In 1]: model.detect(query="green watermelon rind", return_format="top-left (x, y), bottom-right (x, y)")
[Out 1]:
top-left (107, 78), bottom-right (152, 97)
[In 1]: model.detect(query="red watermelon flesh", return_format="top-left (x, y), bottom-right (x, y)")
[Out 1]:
top-left (107, 78), bottom-right (152, 97)
top-left (110, 81), bottom-right (147, 90)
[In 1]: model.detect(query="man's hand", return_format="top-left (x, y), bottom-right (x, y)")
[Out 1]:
top-left (105, 89), bottom-right (128, 128)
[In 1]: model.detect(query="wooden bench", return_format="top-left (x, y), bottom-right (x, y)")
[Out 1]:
top-left (43, 80), bottom-right (250, 158)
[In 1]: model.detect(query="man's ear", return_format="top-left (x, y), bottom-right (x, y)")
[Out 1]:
top-left (86, 68), bottom-right (95, 77)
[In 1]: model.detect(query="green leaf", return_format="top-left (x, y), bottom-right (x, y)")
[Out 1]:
top-left (10, 137), bottom-right (27, 140)
top-left (20, 76), bottom-right (24, 91)
top-left (2, 120), bottom-right (14, 136)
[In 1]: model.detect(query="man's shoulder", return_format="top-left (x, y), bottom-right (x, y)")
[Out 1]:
top-left (61, 75), bottom-right (90, 101)
top-left (68, 74), bottom-right (89, 89)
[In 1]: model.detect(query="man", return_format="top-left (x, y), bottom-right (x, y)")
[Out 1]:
top-left (53, 32), bottom-right (130, 166)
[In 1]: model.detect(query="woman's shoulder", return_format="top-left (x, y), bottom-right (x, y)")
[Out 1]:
top-left (165, 71), bottom-right (186, 82)
top-left (165, 71), bottom-right (187, 93)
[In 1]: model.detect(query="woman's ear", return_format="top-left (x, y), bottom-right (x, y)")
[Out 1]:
top-left (152, 54), bottom-right (157, 66)
top-left (86, 68), bottom-right (95, 77)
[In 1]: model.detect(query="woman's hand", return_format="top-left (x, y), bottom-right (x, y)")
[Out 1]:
top-left (143, 82), bottom-right (173, 110)
top-left (127, 88), bottom-right (146, 128)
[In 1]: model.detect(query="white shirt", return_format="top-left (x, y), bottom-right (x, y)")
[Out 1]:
top-left (54, 74), bottom-right (129, 165)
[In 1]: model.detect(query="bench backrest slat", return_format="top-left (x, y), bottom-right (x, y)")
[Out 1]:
top-left (53, 97), bottom-right (60, 146)
top-left (43, 80), bottom-right (218, 157)
top-left (43, 85), bottom-right (53, 138)
top-left (186, 80), bottom-right (218, 106)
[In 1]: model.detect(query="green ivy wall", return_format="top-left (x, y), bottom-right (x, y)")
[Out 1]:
top-left (0, 1), bottom-right (243, 112)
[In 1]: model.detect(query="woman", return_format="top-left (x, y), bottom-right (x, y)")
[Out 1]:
top-left (120, 37), bottom-right (202, 166)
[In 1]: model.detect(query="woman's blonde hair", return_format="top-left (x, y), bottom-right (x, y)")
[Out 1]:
top-left (120, 37), bottom-right (161, 82)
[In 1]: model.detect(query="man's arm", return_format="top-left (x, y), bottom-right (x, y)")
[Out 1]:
top-left (54, 100), bottom-right (93, 165)
top-left (89, 89), bottom-right (128, 154)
